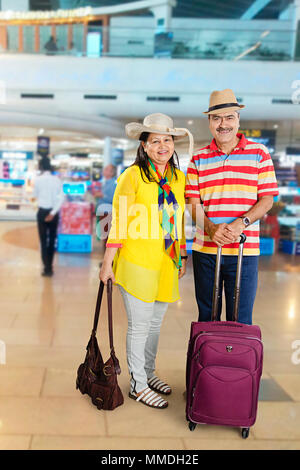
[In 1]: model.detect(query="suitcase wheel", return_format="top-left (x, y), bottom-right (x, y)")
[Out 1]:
top-left (241, 427), bottom-right (250, 439)
top-left (188, 421), bottom-right (197, 432)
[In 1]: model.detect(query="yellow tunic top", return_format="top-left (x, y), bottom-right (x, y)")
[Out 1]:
top-left (107, 164), bottom-right (186, 303)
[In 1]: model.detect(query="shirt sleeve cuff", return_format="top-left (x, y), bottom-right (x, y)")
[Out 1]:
top-left (258, 191), bottom-right (279, 198)
top-left (185, 193), bottom-right (201, 199)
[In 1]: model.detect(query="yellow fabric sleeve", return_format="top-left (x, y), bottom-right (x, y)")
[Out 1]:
top-left (107, 167), bottom-right (137, 246)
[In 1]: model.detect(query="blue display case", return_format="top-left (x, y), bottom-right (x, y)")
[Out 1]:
top-left (57, 234), bottom-right (92, 253)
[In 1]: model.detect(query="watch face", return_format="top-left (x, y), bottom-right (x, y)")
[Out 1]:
top-left (244, 217), bottom-right (250, 226)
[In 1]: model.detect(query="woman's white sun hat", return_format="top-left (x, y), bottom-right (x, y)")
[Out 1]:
top-left (125, 113), bottom-right (194, 159)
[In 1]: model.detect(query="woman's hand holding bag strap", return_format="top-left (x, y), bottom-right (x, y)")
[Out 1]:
top-left (76, 279), bottom-right (124, 410)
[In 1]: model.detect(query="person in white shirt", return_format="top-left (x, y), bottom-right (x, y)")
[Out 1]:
top-left (33, 157), bottom-right (64, 276)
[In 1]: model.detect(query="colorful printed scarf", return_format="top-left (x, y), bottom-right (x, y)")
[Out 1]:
top-left (148, 159), bottom-right (182, 269)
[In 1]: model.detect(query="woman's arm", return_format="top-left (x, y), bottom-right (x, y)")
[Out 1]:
top-left (99, 246), bottom-right (118, 284)
top-left (98, 167), bottom-right (137, 284)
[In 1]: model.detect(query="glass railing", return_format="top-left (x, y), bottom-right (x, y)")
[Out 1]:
top-left (1, 26), bottom-right (298, 61)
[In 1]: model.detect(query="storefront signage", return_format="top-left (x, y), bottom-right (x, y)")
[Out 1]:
top-left (37, 136), bottom-right (50, 157)
top-left (240, 129), bottom-right (276, 154)
top-left (0, 7), bottom-right (92, 21)
top-left (286, 147), bottom-right (300, 155)
top-left (0, 151), bottom-right (33, 160)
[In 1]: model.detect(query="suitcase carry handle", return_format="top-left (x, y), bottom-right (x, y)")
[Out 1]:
top-left (211, 233), bottom-right (247, 322)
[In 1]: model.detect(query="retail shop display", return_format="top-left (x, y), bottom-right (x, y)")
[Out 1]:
top-left (260, 149), bottom-right (300, 256)
top-left (57, 233), bottom-right (93, 253)
top-left (57, 201), bottom-right (93, 253)
top-left (276, 185), bottom-right (300, 256)
top-left (59, 201), bottom-right (92, 235)
top-left (0, 151), bottom-right (36, 220)
top-left (53, 157), bottom-right (102, 253)
top-left (186, 235), bottom-right (263, 439)
top-left (259, 237), bottom-right (276, 256)
top-left (76, 280), bottom-right (124, 411)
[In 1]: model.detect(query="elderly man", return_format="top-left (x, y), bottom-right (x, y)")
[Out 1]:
top-left (185, 89), bottom-right (279, 325)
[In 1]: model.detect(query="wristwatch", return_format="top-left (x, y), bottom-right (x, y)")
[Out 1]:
top-left (239, 216), bottom-right (251, 227)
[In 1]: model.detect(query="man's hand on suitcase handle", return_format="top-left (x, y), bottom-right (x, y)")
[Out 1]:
top-left (225, 218), bottom-right (246, 242)
top-left (206, 222), bottom-right (236, 247)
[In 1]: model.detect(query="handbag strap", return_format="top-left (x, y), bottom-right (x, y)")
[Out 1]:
top-left (92, 279), bottom-right (114, 351)
top-left (91, 279), bottom-right (121, 374)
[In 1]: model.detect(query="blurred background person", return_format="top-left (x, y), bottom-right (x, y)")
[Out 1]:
top-left (33, 156), bottom-right (64, 276)
top-left (44, 35), bottom-right (58, 55)
top-left (68, 41), bottom-right (78, 56)
top-left (96, 163), bottom-right (117, 245)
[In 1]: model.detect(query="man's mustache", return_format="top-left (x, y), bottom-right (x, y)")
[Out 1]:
top-left (217, 127), bottom-right (233, 132)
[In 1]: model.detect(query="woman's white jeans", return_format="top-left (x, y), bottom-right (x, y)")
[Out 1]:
top-left (119, 286), bottom-right (168, 394)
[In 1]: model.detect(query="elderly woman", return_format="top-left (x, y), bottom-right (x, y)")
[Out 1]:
top-left (100, 113), bottom-right (193, 409)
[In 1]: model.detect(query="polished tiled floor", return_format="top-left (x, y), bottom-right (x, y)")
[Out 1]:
top-left (0, 221), bottom-right (300, 450)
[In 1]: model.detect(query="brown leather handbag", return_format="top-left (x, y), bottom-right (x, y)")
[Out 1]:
top-left (76, 279), bottom-right (124, 410)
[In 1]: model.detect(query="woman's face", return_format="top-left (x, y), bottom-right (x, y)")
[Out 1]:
top-left (142, 133), bottom-right (175, 169)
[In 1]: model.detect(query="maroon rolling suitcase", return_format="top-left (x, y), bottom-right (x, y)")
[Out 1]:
top-left (185, 234), bottom-right (263, 439)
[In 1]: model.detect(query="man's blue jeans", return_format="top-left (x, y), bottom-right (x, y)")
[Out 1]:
top-left (192, 251), bottom-right (259, 325)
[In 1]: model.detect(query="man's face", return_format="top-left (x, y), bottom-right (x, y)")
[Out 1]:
top-left (103, 165), bottom-right (114, 179)
top-left (208, 112), bottom-right (240, 145)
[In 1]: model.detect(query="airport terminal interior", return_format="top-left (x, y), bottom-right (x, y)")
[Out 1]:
top-left (0, 0), bottom-right (299, 451)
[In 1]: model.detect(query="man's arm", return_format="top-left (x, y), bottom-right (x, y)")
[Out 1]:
top-left (45, 179), bottom-right (65, 222)
top-left (226, 195), bottom-right (274, 238)
top-left (187, 197), bottom-right (235, 247)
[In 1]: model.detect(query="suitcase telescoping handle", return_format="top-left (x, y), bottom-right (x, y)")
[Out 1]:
top-left (211, 233), bottom-right (247, 322)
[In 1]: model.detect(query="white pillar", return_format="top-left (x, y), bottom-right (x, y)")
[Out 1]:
top-left (291, 0), bottom-right (300, 59)
top-left (150, 1), bottom-right (175, 31)
top-left (103, 136), bottom-right (112, 167)
top-left (294, 1), bottom-right (300, 25)
top-left (1, 0), bottom-right (29, 10)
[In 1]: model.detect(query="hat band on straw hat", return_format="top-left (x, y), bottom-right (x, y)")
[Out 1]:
top-left (208, 102), bottom-right (240, 113)
top-left (143, 123), bottom-right (173, 133)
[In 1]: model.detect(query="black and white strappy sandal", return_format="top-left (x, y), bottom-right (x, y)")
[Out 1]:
top-left (147, 375), bottom-right (172, 395)
top-left (129, 387), bottom-right (168, 409)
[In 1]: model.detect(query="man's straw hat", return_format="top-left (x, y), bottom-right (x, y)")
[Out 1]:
top-left (203, 89), bottom-right (245, 115)
top-left (125, 113), bottom-right (194, 159)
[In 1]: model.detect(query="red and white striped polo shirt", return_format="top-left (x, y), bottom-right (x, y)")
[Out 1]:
top-left (185, 133), bottom-right (279, 256)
